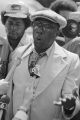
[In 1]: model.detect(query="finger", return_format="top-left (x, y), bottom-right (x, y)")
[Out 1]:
top-left (64, 95), bottom-right (76, 100)
top-left (59, 97), bottom-right (66, 102)
top-left (53, 100), bottom-right (62, 106)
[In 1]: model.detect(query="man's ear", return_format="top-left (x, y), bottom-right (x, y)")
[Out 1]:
top-left (1, 11), bottom-right (7, 25)
top-left (56, 27), bottom-right (60, 36)
top-left (57, 30), bottom-right (60, 36)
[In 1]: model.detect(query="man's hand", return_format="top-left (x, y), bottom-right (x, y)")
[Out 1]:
top-left (0, 79), bottom-right (9, 95)
top-left (54, 95), bottom-right (76, 117)
top-left (53, 95), bottom-right (76, 110)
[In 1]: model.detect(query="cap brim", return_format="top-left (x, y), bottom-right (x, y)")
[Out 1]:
top-left (31, 9), bottom-right (67, 29)
top-left (4, 13), bottom-right (27, 18)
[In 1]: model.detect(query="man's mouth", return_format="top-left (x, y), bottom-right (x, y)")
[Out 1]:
top-left (37, 38), bottom-right (41, 41)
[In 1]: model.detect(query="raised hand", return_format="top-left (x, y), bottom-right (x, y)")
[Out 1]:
top-left (54, 95), bottom-right (76, 111)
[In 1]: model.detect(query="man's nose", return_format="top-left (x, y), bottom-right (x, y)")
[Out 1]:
top-left (37, 27), bottom-right (43, 34)
top-left (11, 25), bottom-right (16, 30)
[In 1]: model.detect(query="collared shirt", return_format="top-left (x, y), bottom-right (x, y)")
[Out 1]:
top-left (33, 43), bottom-right (54, 57)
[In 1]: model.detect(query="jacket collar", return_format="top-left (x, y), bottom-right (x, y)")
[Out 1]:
top-left (35, 41), bottom-right (68, 97)
top-left (53, 41), bottom-right (67, 58)
top-left (32, 41), bottom-right (67, 58)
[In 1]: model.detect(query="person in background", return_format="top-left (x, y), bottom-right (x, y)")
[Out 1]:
top-left (0, 1), bottom-right (34, 120)
top-left (1, 3), bottom-right (32, 51)
top-left (50, 0), bottom-right (78, 47)
top-left (10, 8), bottom-right (80, 120)
top-left (64, 7), bottom-right (80, 50)
top-left (66, 37), bottom-right (80, 57)
top-left (64, 7), bottom-right (80, 119)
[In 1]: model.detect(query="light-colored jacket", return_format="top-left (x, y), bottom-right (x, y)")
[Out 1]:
top-left (5, 31), bottom-right (33, 120)
top-left (5, 42), bottom-right (80, 120)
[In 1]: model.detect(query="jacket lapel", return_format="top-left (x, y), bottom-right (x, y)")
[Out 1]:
top-left (36, 42), bottom-right (68, 95)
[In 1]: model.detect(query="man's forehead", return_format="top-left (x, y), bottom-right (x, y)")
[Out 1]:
top-left (6, 17), bottom-right (23, 22)
top-left (34, 18), bottom-right (57, 25)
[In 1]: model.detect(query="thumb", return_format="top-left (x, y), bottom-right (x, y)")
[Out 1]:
top-left (53, 100), bottom-right (62, 106)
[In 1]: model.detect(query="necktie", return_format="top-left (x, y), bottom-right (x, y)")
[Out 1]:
top-left (28, 51), bottom-right (46, 78)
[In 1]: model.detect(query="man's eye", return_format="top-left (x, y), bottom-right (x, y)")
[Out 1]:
top-left (15, 23), bottom-right (20, 26)
top-left (7, 21), bottom-right (13, 26)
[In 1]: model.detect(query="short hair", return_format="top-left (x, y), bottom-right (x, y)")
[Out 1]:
top-left (50, 0), bottom-right (77, 14)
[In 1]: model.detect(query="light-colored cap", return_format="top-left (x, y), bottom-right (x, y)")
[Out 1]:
top-left (31, 9), bottom-right (67, 29)
top-left (4, 3), bottom-right (29, 18)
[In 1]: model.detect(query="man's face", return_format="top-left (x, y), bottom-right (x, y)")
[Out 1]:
top-left (5, 17), bottom-right (26, 40)
top-left (60, 10), bottom-right (78, 41)
top-left (33, 18), bottom-right (59, 53)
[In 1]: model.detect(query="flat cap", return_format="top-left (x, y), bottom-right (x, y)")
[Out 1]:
top-left (31, 8), bottom-right (67, 29)
top-left (4, 3), bottom-right (29, 18)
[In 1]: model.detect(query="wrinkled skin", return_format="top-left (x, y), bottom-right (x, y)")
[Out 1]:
top-left (33, 18), bottom-right (59, 54)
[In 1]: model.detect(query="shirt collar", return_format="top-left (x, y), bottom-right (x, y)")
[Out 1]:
top-left (46, 43), bottom-right (54, 56)
top-left (33, 42), bottom-right (55, 57)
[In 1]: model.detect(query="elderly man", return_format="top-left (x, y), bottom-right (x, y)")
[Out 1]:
top-left (8, 8), bottom-right (80, 120)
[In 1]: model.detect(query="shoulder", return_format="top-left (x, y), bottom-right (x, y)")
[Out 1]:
top-left (15, 43), bottom-right (34, 59)
top-left (55, 41), bottom-right (79, 61)
top-left (62, 45), bottom-right (79, 63)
